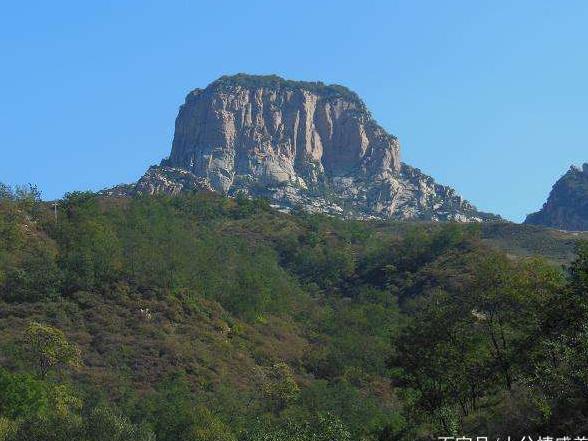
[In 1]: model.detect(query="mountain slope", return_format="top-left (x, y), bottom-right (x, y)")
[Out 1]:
top-left (1, 188), bottom-right (587, 439)
top-left (127, 74), bottom-right (498, 222)
top-left (525, 163), bottom-right (588, 231)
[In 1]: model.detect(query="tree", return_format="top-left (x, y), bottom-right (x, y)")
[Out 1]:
top-left (0, 369), bottom-right (48, 418)
top-left (180, 406), bottom-right (236, 441)
top-left (524, 241), bottom-right (588, 432)
top-left (23, 323), bottom-right (81, 378)
top-left (0, 418), bottom-right (17, 441)
top-left (242, 412), bottom-right (351, 441)
top-left (260, 362), bottom-right (300, 413)
top-left (87, 406), bottom-right (155, 441)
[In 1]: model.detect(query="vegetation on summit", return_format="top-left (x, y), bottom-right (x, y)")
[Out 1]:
top-left (210, 74), bottom-right (365, 106)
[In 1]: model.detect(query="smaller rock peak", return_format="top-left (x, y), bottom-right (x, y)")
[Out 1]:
top-left (569, 163), bottom-right (588, 175)
top-left (525, 161), bottom-right (588, 230)
top-left (570, 164), bottom-right (582, 173)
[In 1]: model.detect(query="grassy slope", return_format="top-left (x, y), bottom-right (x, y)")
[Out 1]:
top-left (369, 219), bottom-right (588, 265)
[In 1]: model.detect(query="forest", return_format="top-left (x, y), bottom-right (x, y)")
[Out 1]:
top-left (0, 184), bottom-right (587, 440)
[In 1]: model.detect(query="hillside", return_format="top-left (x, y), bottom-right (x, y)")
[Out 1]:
top-left (1, 186), bottom-right (588, 439)
top-left (372, 220), bottom-right (588, 265)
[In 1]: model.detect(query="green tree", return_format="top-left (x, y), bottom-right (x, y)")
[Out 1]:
top-left (0, 418), bottom-right (17, 441)
top-left (7, 412), bottom-right (85, 441)
top-left (243, 412), bottom-right (351, 441)
top-left (87, 406), bottom-right (155, 441)
top-left (260, 362), bottom-right (300, 413)
top-left (525, 242), bottom-right (588, 432)
top-left (23, 323), bottom-right (81, 378)
top-left (0, 369), bottom-right (49, 418)
top-left (179, 406), bottom-right (236, 441)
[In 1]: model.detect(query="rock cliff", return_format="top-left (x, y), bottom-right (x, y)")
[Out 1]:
top-left (128, 74), bottom-right (497, 221)
top-left (525, 163), bottom-right (588, 231)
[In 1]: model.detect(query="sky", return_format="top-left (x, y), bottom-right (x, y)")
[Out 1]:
top-left (1, 1), bottom-right (586, 222)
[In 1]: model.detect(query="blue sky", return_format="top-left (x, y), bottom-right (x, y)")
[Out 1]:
top-left (1, 1), bottom-right (586, 222)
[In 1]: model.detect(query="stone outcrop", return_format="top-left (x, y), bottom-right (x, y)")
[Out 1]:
top-left (525, 163), bottom-right (588, 231)
top-left (135, 166), bottom-right (213, 196)
top-left (125, 74), bottom-right (498, 222)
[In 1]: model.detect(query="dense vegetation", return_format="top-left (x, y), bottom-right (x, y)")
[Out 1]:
top-left (211, 74), bottom-right (365, 107)
top-left (1, 184), bottom-right (587, 439)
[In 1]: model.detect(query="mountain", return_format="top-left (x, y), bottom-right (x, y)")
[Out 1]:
top-left (525, 163), bottom-right (588, 231)
top-left (121, 74), bottom-right (498, 222)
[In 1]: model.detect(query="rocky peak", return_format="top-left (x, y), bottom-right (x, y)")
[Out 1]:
top-left (127, 74), bottom-right (498, 222)
top-left (165, 74), bottom-right (401, 194)
top-left (525, 163), bottom-right (588, 231)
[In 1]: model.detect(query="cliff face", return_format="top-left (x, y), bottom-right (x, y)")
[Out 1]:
top-left (166, 75), bottom-right (400, 194)
top-left (133, 74), bottom-right (497, 221)
top-left (525, 164), bottom-right (588, 231)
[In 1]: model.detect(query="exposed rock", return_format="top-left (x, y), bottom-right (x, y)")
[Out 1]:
top-left (135, 166), bottom-right (213, 196)
top-left (128, 74), bottom-right (498, 222)
top-left (98, 183), bottom-right (136, 198)
top-left (525, 163), bottom-right (588, 231)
